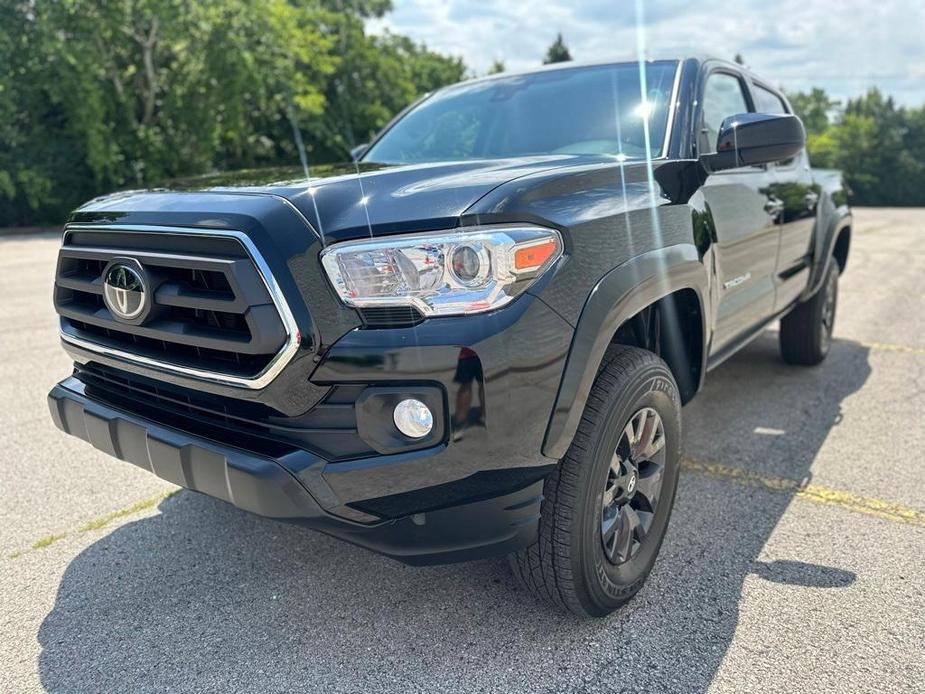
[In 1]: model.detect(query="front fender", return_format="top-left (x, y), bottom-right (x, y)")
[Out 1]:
top-left (542, 243), bottom-right (709, 459)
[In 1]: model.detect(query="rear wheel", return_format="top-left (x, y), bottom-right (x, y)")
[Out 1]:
top-left (509, 345), bottom-right (681, 617)
top-left (779, 260), bottom-right (839, 365)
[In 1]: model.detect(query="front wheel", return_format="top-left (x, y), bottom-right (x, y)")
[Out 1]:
top-left (779, 260), bottom-right (839, 366)
top-left (509, 345), bottom-right (682, 617)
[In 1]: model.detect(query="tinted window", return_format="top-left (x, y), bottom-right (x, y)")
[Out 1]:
top-left (754, 85), bottom-right (788, 115)
top-left (754, 84), bottom-right (796, 166)
top-left (702, 72), bottom-right (750, 153)
top-left (364, 62), bottom-right (679, 163)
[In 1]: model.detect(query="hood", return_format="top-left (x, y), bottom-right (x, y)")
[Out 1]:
top-left (155, 156), bottom-right (611, 242)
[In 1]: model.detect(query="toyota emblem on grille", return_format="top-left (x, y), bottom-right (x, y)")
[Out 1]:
top-left (102, 260), bottom-right (149, 322)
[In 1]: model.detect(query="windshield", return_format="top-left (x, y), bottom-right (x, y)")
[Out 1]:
top-left (363, 61), bottom-right (678, 164)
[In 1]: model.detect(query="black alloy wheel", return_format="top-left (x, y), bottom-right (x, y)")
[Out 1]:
top-left (780, 259), bottom-right (840, 366)
top-left (601, 407), bottom-right (667, 565)
top-left (509, 345), bottom-right (682, 617)
top-left (819, 265), bottom-right (838, 353)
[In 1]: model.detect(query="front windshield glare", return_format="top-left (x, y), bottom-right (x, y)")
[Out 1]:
top-left (363, 61), bottom-right (678, 164)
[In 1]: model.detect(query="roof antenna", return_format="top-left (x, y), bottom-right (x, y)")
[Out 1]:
top-left (335, 75), bottom-right (376, 240)
top-left (287, 106), bottom-right (327, 248)
top-left (329, 13), bottom-right (377, 241)
top-left (634, 0), bottom-right (664, 254)
top-left (287, 108), bottom-right (310, 181)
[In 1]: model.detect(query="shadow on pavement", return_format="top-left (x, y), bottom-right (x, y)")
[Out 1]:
top-left (37, 334), bottom-right (870, 693)
top-left (750, 560), bottom-right (856, 588)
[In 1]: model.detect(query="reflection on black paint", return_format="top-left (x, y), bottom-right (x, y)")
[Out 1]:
top-left (691, 204), bottom-right (716, 257)
top-left (762, 181), bottom-right (820, 223)
top-left (451, 347), bottom-right (485, 440)
top-left (161, 162), bottom-right (394, 190)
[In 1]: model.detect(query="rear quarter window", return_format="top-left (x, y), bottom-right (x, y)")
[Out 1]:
top-left (754, 84), bottom-right (797, 166)
top-left (754, 85), bottom-right (789, 115)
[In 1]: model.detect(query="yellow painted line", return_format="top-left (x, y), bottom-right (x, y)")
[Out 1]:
top-left (683, 458), bottom-right (925, 527)
top-left (6, 489), bottom-right (178, 560)
top-left (859, 341), bottom-right (925, 356)
top-left (8, 456), bottom-right (923, 559)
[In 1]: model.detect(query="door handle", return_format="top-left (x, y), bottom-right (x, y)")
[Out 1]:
top-left (764, 198), bottom-right (784, 218)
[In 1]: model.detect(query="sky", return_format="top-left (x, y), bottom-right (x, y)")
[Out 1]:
top-left (368, 0), bottom-right (925, 106)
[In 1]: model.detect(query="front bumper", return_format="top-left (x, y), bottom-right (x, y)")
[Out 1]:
top-left (49, 289), bottom-right (575, 564)
top-left (49, 379), bottom-right (545, 565)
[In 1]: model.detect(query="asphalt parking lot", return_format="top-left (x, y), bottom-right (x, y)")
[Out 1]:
top-left (1, 208), bottom-right (923, 693)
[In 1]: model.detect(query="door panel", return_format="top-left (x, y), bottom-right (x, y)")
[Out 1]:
top-left (702, 168), bottom-right (781, 351)
top-left (771, 151), bottom-right (818, 309)
top-left (750, 83), bottom-right (817, 311)
top-left (698, 69), bottom-right (781, 354)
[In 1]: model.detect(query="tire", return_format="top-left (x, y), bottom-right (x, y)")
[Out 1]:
top-left (779, 260), bottom-right (839, 366)
top-left (509, 345), bottom-right (682, 617)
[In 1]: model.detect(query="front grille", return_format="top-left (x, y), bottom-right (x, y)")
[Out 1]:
top-left (54, 228), bottom-right (295, 383)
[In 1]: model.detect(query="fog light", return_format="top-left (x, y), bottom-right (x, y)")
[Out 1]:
top-left (393, 399), bottom-right (433, 438)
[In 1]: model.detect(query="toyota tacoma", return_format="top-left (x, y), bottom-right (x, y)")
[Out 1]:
top-left (49, 56), bottom-right (851, 617)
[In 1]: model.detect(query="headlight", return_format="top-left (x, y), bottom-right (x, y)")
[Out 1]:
top-left (320, 225), bottom-right (562, 317)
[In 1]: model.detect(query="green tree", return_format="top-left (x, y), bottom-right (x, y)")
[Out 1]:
top-left (543, 33), bottom-right (572, 64)
top-left (488, 60), bottom-right (506, 75)
top-left (787, 88), bottom-right (840, 136)
top-left (310, 25), bottom-right (464, 161)
top-left (798, 87), bottom-right (925, 207)
top-left (0, 0), bottom-right (342, 224)
top-left (838, 89), bottom-right (924, 205)
top-left (0, 0), bottom-right (465, 226)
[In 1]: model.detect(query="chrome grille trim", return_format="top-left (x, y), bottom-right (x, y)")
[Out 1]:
top-left (59, 224), bottom-right (302, 389)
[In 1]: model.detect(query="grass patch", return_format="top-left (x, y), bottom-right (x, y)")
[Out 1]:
top-left (31, 533), bottom-right (67, 550)
top-left (78, 489), bottom-right (178, 532)
top-left (6, 488), bottom-right (179, 560)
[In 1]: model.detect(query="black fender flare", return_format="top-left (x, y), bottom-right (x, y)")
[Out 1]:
top-left (802, 207), bottom-right (852, 301)
top-left (542, 243), bottom-right (710, 459)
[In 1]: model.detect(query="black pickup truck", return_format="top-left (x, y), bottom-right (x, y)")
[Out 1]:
top-left (49, 56), bottom-right (851, 617)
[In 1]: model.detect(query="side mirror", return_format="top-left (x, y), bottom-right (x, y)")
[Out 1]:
top-left (350, 143), bottom-right (369, 162)
top-left (700, 113), bottom-right (805, 173)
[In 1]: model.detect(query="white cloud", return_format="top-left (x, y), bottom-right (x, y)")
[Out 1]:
top-left (368, 0), bottom-right (925, 105)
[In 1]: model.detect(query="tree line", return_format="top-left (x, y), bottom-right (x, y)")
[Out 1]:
top-left (1, 8), bottom-right (921, 227)
top-left (0, 0), bottom-right (464, 226)
top-left (788, 87), bottom-right (925, 207)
